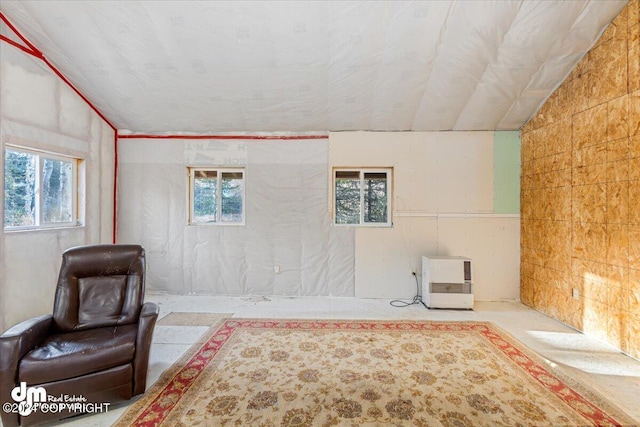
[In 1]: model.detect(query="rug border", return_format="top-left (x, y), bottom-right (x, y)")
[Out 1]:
top-left (114, 318), bottom-right (638, 427)
top-left (113, 316), bottom-right (229, 426)
top-left (469, 320), bottom-right (638, 426)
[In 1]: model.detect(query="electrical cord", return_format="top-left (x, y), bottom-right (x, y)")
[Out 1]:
top-left (390, 272), bottom-right (423, 307)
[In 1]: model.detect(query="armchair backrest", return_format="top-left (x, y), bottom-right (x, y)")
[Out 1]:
top-left (52, 244), bottom-right (146, 332)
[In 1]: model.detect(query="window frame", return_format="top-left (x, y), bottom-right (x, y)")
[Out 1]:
top-left (188, 167), bottom-right (246, 226)
top-left (332, 167), bottom-right (393, 227)
top-left (3, 145), bottom-right (80, 231)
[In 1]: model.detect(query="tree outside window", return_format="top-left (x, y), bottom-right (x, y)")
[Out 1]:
top-left (4, 148), bottom-right (77, 229)
top-left (334, 169), bottom-right (391, 226)
top-left (190, 168), bottom-right (244, 225)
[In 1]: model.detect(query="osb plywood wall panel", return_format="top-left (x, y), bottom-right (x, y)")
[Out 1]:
top-left (521, 0), bottom-right (640, 358)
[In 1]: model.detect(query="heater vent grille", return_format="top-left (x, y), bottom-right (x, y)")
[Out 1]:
top-left (430, 282), bottom-right (472, 294)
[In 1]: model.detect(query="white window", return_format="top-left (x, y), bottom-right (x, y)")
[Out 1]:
top-left (333, 168), bottom-right (392, 226)
top-left (189, 168), bottom-right (245, 225)
top-left (4, 147), bottom-right (80, 230)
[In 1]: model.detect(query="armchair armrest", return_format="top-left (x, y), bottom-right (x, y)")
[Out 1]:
top-left (0, 314), bottom-right (53, 427)
top-left (139, 302), bottom-right (160, 320)
top-left (1, 315), bottom-right (53, 359)
top-left (133, 302), bottom-right (159, 395)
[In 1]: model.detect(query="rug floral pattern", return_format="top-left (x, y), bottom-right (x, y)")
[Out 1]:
top-left (115, 320), bottom-right (635, 427)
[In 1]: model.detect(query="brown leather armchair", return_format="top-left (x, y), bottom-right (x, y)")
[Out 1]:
top-left (0, 244), bottom-right (159, 427)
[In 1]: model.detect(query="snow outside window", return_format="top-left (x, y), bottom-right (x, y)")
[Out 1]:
top-left (189, 168), bottom-right (245, 225)
top-left (334, 168), bottom-right (392, 226)
top-left (4, 147), bottom-right (79, 230)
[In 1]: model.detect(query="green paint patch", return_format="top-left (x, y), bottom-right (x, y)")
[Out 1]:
top-left (493, 131), bottom-right (520, 214)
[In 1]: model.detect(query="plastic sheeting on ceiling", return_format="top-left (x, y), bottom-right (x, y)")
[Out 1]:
top-left (0, 1), bottom-right (628, 134)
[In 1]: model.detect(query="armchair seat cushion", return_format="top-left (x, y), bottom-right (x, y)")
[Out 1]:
top-left (19, 324), bottom-right (138, 385)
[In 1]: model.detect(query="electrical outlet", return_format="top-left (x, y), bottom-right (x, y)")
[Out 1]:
top-left (274, 265), bottom-right (280, 274)
top-left (409, 268), bottom-right (415, 276)
top-left (572, 288), bottom-right (579, 299)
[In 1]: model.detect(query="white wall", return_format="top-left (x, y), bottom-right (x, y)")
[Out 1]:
top-left (0, 42), bottom-right (115, 332)
top-left (117, 131), bottom-right (519, 302)
top-left (329, 131), bottom-right (520, 300)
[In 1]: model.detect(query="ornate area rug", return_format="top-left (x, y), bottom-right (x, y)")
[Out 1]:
top-left (115, 319), bottom-right (636, 426)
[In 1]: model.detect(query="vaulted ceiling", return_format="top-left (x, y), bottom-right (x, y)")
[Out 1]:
top-left (0, 1), bottom-right (628, 134)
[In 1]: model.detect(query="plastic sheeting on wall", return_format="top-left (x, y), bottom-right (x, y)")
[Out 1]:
top-left (0, 42), bottom-right (115, 332)
top-left (117, 138), bottom-right (355, 296)
top-left (118, 131), bottom-right (521, 300)
top-left (0, 1), bottom-right (628, 133)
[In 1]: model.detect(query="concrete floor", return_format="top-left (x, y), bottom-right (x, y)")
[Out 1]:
top-left (31, 296), bottom-right (640, 426)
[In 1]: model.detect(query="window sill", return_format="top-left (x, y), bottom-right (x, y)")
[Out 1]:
top-left (333, 223), bottom-right (393, 228)
top-left (187, 222), bottom-right (245, 227)
top-left (3, 224), bottom-right (85, 234)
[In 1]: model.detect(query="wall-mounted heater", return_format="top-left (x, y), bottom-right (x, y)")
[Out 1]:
top-left (421, 256), bottom-right (473, 310)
